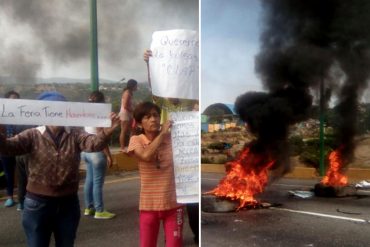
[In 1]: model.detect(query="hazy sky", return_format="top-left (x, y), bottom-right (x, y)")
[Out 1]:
top-left (200, 0), bottom-right (370, 111)
top-left (201, 0), bottom-right (263, 111)
top-left (0, 0), bottom-right (198, 83)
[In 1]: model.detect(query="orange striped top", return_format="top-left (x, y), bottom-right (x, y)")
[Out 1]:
top-left (128, 134), bottom-right (180, 211)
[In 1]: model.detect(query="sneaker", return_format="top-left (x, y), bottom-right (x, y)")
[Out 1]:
top-left (17, 203), bottom-right (24, 211)
top-left (84, 208), bottom-right (96, 216)
top-left (94, 211), bottom-right (116, 219)
top-left (4, 198), bottom-right (15, 207)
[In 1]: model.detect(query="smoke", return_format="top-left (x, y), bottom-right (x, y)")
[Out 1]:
top-left (0, 0), bottom-right (198, 82)
top-left (237, 0), bottom-right (370, 173)
top-left (2, 44), bottom-right (41, 84)
top-left (1, 1), bottom-right (89, 65)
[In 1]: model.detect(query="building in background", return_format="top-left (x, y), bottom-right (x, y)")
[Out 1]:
top-left (202, 103), bottom-right (240, 132)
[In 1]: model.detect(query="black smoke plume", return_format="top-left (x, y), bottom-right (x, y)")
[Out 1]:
top-left (236, 0), bottom-right (370, 174)
top-left (0, 0), bottom-right (198, 83)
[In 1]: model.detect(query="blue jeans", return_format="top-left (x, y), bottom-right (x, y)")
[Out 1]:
top-left (81, 152), bottom-right (107, 212)
top-left (22, 194), bottom-right (80, 247)
top-left (16, 155), bottom-right (30, 205)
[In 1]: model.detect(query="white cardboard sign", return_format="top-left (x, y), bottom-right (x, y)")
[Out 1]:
top-left (149, 29), bottom-right (199, 100)
top-left (0, 98), bottom-right (111, 127)
top-left (170, 111), bottom-right (199, 203)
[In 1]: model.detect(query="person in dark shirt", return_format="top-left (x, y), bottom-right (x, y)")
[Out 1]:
top-left (1, 90), bottom-right (21, 207)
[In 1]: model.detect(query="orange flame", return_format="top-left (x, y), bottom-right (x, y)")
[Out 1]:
top-left (208, 147), bottom-right (274, 210)
top-left (321, 149), bottom-right (348, 186)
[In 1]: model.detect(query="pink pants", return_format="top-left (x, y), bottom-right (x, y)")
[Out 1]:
top-left (140, 207), bottom-right (184, 247)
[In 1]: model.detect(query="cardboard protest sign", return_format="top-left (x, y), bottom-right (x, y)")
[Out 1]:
top-left (170, 111), bottom-right (199, 203)
top-left (149, 29), bottom-right (199, 100)
top-left (0, 98), bottom-right (111, 127)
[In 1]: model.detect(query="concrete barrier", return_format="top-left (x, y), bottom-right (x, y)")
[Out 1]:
top-left (78, 152), bottom-right (138, 178)
top-left (111, 152), bottom-right (138, 171)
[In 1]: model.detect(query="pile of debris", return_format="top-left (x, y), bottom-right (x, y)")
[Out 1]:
top-left (290, 118), bottom-right (321, 139)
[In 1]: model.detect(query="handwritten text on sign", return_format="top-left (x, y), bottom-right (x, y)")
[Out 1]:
top-left (170, 111), bottom-right (199, 203)
top-left (150, 29), bottom-right (199, 100)
top-left (0, 98), bottom-right (111, 127)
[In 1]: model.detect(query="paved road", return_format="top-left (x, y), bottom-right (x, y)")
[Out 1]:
top-left (202, 173), bottom-right (370, 247)
top-left (0, 171), bottom-right (198, 247)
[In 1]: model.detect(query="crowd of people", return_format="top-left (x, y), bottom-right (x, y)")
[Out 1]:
top-left (0, 50), bottom-right (199, 247)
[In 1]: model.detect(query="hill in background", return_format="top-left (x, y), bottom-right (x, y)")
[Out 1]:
top-left (0, 81), bottom-right (152, 112)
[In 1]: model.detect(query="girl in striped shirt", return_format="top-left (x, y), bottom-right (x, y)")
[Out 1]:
top-left (128, 102), bottom-right (184, 247)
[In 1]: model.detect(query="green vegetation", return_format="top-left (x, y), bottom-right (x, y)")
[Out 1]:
top-left (310, 104), bottom-right (370, 135)
top-left (201, 155), bottom-right (228, 164)
top-left (207, 142), bottom-right (232, 150)
top-left (288, 135), bottom-right (304, 156)
top-left (202, 102), bottom-right (370, 169)
top-left (293, 136), bottom-right (336, 170)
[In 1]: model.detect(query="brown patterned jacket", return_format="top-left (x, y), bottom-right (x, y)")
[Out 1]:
top-left (0, 126), bottom-right (109, 197)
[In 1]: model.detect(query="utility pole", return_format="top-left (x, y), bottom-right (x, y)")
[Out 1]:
top-left (90, 0), bottom-right (99, 91)
top-left (319, 77), bottom-right (325, 176)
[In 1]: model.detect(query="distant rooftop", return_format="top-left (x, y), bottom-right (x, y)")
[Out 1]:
top-left (202, 103), bottom-right (237, 116)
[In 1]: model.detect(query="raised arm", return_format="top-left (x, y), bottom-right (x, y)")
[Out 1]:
top-left (102, 112), bottom-right (121, 137)
top-left (144, 49), bottom-right (152, 90)
top-left (132, 120), bottom-right (172, 162)
top-left (79, 112), bottom-right (121, 152)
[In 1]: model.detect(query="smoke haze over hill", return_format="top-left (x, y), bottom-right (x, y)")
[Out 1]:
top-left (0, 0), bottom-right (198, 84)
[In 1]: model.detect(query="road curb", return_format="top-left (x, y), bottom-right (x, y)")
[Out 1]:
top-left (79, 152), bottom-right (138, 178)
top-left (201, 163), bottom-right (370, 182)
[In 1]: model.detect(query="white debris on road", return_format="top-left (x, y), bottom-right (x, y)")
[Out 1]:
top-left (355, 180), bottom-right (370, 188)
top-left (288, 190), bottom-right (314, 198)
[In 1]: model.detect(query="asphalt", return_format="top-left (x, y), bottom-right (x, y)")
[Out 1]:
top-left (202, 173), bottom-right (370, 247)
top-left (2, 152), bottom-right (370, 246)
top-left (0, 171), bottom-right (198, 247)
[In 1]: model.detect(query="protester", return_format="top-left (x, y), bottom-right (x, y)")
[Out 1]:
top-left (82, 91), bottom-right (115, 219)
top-left (128, 102), bottom-right (184, 247)
top-left (2, 90), bottom-right (33, 211)
top-left (0, 91), bottom-right (121, 247)
top-left (119, 79), bottom-right (138, 152)
top-left (0, 90), bottom-right (21, 207)
top-left (144, 49), bottom-right (200, 244)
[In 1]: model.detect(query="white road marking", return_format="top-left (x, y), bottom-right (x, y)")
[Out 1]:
top-left (271, 207), bottom-right (370, 223)
top-left (202, 177), bottom-right (370, 223)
